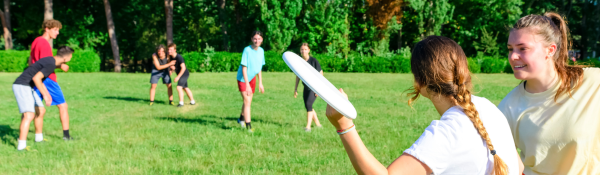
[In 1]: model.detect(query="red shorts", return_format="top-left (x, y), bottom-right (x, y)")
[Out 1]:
top-left (237, 77), bottom-right (256, 93)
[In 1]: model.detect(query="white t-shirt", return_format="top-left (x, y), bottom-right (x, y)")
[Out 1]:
top-left (404, 95), bottom-right (519, 175)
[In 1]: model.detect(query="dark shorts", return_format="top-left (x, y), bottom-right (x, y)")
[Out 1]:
top-left (237, 77), bottom-right (256, 93)
top-left (34, 78), bottom-right (66, 106)
top-left (177, 71), bottom-right (190, 88)
top-left (150, 69), bottom-right (171, 84)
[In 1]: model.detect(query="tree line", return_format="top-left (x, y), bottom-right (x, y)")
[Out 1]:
top-left (1, 0), bottom-right (599, 72)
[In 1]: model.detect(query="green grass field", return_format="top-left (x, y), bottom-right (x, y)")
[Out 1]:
top-left (0, 72), bottom-right (519, 174)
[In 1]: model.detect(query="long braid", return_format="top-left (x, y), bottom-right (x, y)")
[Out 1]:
top-left (453, 68), bottom-right (508, 175)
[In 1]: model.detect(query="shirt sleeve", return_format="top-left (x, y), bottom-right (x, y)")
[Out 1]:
top-left (403, 120), bottom-right (456, 174)
top-left (240, 48), bottom-right (249, 67)
top-left (178, 55), bottom-right (185, 63)
top-left (314, 58), bottom-right (322, 72)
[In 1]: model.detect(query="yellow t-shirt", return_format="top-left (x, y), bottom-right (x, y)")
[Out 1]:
top-left (498, 68), bottom-right (600, 175)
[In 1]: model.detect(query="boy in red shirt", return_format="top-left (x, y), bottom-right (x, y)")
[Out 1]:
top-left (29, 19), bottom-right (74, 141)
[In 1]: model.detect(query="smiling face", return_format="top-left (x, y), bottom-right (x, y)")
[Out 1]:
top-left (168, 47), bottom-right (176, 57)
top-left (507, 28), bottom-right (557, 81)
top-left (251, 34), bottom-right (263, 48)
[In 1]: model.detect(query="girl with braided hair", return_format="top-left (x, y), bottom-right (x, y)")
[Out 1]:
top-left (324, 36), bottom-right (523, 174)
top-left (499, 12), bottom-right (600, 175)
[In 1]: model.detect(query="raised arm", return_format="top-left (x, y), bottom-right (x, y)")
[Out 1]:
top-left (58, 64), bottom-right (69, 72)
top-left (32, 72), bottom-right (52, 106)
top-left (326, 89), bottom-right (432, 175)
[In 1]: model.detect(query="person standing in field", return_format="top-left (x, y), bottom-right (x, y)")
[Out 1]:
top-left (324, 36), bottom-right (523, 174)
top-left (149, 44), bottom-right (176, 106)
top-left (14, 46), bottom-right (74, 150)
top-left (293, 43), bottom-right (323, 132)
top-left (28, 19), bottom-right (74, 141)
top-left (237, 31), bottom-right (266, 132)
top-left (167, 43), bottom-right (196, 107)
top-left (499, 12), bottom-right (600, 175)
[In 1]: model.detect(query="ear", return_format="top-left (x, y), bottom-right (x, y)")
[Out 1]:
top-left (546, 43), bottom-right (557, 59)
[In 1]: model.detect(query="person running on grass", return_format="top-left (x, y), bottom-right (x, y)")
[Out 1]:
top-left (293, 43), bottom-right (323, 132)
top-left (167, 43), bottom-right (196, 107)
top-left (498, 12), bottom-right (600, 175)
top-left (237, 31), bottom-right (266, 132)
top-left (28, 19), bottom-right (74, 141)
top-left (14, 46), bottom-right (74, 151)
top-left (324, 36), bottom-right (523, 175)
top-left (149, 44), bottom-right (176, 106)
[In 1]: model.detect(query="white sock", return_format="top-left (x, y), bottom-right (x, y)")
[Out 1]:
top-left (35, 133), bottom-right (44, 142)
top-left (179, 101), bottom-right (184, 105)
top-left (17, 140), bottom-right (27, 150)
top-left (190, 100), bottom-right (195, 104)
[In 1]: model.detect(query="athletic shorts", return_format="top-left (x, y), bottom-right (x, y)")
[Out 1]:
top-left (34, 78), bottom-right (66, 106)
top-left (150, 69), bottom-right (172, 84)
top-left (13, 84), bottom-right (44, 113)
top-left (237, 77), bottom-right (256, 93)
top-left (177, 71), bottom-right (189, 88)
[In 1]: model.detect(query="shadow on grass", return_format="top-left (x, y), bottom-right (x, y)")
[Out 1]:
top-left (103, 96), bottom-right (167, 104)
top-left (0, 125), bottom-right (18, 147)
top-left (157, 115), bottom-right (290, 130)
top-left (157, 115), bottom-right (233, 130)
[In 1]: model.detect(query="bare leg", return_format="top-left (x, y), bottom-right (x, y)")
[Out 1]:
top-left (184, 88), bottom-right (195, 102)
top-left (166, 83), bottom-right (173, 101)
top-left (33, 107), bottom-right (46, 133)
top-left (57, 103), bottom-right (69, 130)
top-left (305, 111), bottom-right (313, 129)
top-left (149, 84), bottom-right (158, 101)
top-left (312, 109), bottom-right (322, 127)
top-left (19, 112), bottom-right (35, 140)
top-left (177, 86), bottom-right (185, 103)
top-left (239, 92), bottom-right (253, 123)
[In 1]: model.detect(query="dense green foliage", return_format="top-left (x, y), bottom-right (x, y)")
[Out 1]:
top-left (4, 0), bottom-right (600, 72)
top-left (0, 72), bottom-right (520, 174)
top-left (0, 50), bottom-right (101, 73)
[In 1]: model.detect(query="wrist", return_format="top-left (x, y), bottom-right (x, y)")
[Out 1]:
top-left (336, 120), bottom-right (354, 131)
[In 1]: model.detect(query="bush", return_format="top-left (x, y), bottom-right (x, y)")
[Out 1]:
top-left (0, 50), bottom-right (29, 72)
top-left (467, 58), bottom-right (481, 73)
top-left (0, 50), bottom-right (101, 72)
top-left (68, 49), bottom-right (101, 72)
top-left (480, 57), bottom-right (508, 73)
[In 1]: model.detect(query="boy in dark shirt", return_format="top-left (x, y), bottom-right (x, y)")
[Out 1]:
top-left (12, 46), bottom-right (74, 151)
top-left (167, 43), bottom-right (196, 107)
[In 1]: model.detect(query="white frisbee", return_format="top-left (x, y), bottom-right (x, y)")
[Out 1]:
top-left (282, 52), bottom-right (357, 119)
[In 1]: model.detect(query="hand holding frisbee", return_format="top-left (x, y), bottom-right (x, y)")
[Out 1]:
top-left (282, 52), bottom-right (357, 119)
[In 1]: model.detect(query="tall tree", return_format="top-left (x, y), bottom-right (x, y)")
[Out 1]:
top-left (257, 0), bottom-right (302, 53)
top-left (44, 0), bottom-right (53, 48)
top-left (103, 0), bottom-right (121, 72)
top-left (1, 0), bottom-right (12, 50)
top-left (408, 0), bottom-right (454, 40)
top-left (219, 0), bottom-right (229, 51)
top-left (165, 0), bottom-right (173, 44)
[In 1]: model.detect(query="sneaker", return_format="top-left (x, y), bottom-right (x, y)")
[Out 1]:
top-left (149, 102), bottom-right (154, 106)
top-left (248, 128), bottom-right (254, 133)
top-left (177, 104), bottom-right (184, 108)
top-left (190, 102), bottom-right (196, 105)
top-left (170, 101), bottom-right (175, 105)
top-left (17, 146), bottom-right (31, 151)
top-left (35, 138), bottom-right (48, 143)
top-left (304, 128), bottom-right (311, 132)
top-left (63, 136), bottom-right (75, 141)
top-left (237, 119), bottom-right (246, 128)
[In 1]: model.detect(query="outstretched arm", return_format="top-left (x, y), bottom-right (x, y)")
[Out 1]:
top-left (326, 89), bottom-right (432, 175)
top-left (153, 54), bottom-right (175, 70)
